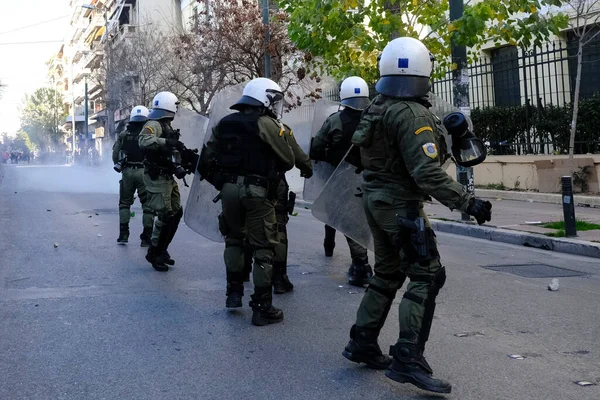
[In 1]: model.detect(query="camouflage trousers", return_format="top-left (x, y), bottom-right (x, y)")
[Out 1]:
top-left (354, 191), bottom-right (443, 347)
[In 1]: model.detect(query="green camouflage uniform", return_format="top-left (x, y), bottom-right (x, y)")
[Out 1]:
top-left (202, 112), bottom-right (296, 295)
top-left (138, 120), bottom-right (182, 246)
top-left (112, 124), bottom-right (155, 233)
top-left (351, 94), bottom-right (473, 350)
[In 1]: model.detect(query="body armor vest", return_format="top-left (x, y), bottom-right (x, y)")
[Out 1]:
top-left (121, 123), bottom-right (144, 163)
top-left (215, 112), bottom-right (278, 178)
top-left (358, 97), bottom-right (447, 175)
top-left (145, 120), bottom-right (178, 170)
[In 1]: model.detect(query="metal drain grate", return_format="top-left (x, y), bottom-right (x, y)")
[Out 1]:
top-left (481, 264), bottom-right (586, 278)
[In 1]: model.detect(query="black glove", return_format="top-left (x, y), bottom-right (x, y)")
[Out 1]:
top-left (467, 198), bottom-right (492, 225)
top-left (301, 169), bottom-right (313, 179)
top-left (165, 139), bottom-right (185, 151)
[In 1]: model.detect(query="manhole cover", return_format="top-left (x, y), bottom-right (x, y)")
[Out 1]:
top-left (481, 264), bottom-right (586, 278)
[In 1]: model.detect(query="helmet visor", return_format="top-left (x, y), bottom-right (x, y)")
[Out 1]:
top-left (452, 136), bottom-right (486, 167)
top-left (266, 89), bottom-right (284, 119)
top-left (129, 115), bottom-right (148, 122)
top-left (340, 97), bottom-right (370, 110)
top-left (148, 108), bottom-right (176, 120)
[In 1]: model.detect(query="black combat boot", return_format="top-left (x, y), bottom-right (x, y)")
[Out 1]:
top-left (140, 227), bottom-right (153, 247)
top-left (324, 225), bottom-right (336, 257)
top-left (386, 344), bottom-right (452, 394)
top-left (117, 224), bottom-right (129, 244)
top-left (342, 325), bottom-right (392, 369)
top-left (145, 246), bottom-right (169, 272)
top-left (226, 281), bottom-right (244, 308)
top-left (249, 287), bottom-right (284, 326)
top-left (162, 250), bottom-right (175, 266)
top-left (348, 259), bottom-right (373, 287)
top-left (272, 261), bottom-right (293, 294)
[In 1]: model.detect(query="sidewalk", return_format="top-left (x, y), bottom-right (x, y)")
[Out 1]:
top-left (425, 196), bottom-right (600, 258)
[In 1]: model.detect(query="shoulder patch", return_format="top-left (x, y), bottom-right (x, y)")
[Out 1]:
top-left (422, 143), bottom-right (438, 159)
top-left (415, 126), bottom-right (433, 135)
top-left (144, 126), bottom-right (155, 135)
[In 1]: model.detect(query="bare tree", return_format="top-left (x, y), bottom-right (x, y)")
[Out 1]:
top-left (565, 0), bottom-right (600, 171)
top-left (165, 0), bottom-right (320, 115)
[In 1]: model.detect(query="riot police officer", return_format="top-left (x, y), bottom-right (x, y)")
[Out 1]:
top-left (199, 78), bottom-right (308, 326)
top-left (342, 37), bottom-right (492, 393)
top-left (139, 92), bottom-right (186, 272)
top-left (310, 76), bottom-right (373, 287)
top-left (112, 105), bottom-right (155, 246)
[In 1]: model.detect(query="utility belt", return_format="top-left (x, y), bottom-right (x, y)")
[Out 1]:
top-left (144, 161), bottom-right (173, 180)
top-left (222, 173), bottom-right (269, 188)
top-left (124, 163), bottom-right (144, 169)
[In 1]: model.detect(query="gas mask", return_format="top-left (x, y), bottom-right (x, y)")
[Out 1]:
top-left (443, 112), bottom-right (486, 167)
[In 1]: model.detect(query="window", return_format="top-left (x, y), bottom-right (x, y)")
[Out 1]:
top-left (491, 46), bottom-right (521, 107)
top-left (567, 28), bottom-right (600, 101)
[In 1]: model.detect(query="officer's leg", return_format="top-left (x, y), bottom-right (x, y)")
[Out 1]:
top-left (157, 181), bottom-right (181, 266)
top-left (242, 241), bottom-right (253, 282)
top-left (244, 193), bottom-right (282, 326)
top-left (344, 193), bottom-right (405, 369)
top-left (144, 181), bottom-right (171, 272)
top-left (117, 169), bottom-right (135, 243)
top-left (221, 183), bottom-right (246, 308)
top-left (386, 209), bottom-right (451, 394)
top-left (135, 168), bottom-right (155, 247)
top-left (324, 224), bottom-right (336, 256)
top-left (345, 235), bottom-right (372, 287)
top-left (273, 180), bottom-right (292, 294)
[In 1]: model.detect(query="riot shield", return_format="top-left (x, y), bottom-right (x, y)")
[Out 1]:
top-left (280, 103), bottom-right (315, 193)
top-left (311, 92), bottom-right (468, 250)
top-left (302, 99), bottom-right (340, 202)
top-left (172, 107), bottom-right (209, 206)
top-left (183, 84), bottom-right (246, 242)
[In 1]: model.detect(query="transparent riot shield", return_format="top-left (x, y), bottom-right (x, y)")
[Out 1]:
top-left (172, 107), bottom-right (209, 206)
top-left (281, 103), bottom-right (316, 193)
top-left (301, 99), bottom-right (340, 202)
top-left (311, 156), bottom-right (373, 251)
top-left (311, 92), bottom-right (468, 250)
top-left (183, 84), bottom-right (246, 242)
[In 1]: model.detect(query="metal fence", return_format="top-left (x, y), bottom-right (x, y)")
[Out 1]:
top-left (432, 38), bottom-right (600, 155)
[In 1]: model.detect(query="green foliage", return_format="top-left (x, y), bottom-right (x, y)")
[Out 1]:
top-left (543, 220), bottom-right (600, 230)
top-left (20, 87), bottom-right (67, 151)
top-left (279, 0), bottom-right (569, 81)
top-left (471, 94), bottom-right (600, 155)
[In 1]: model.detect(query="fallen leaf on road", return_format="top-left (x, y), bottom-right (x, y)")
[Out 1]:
top-left (496, 198), bottom-right (503, 201)
top-left (548, 278), bottom-right (559, 291)
top-left (574, 381), bottom-right (596, 387)
top-left (46, 209), bottom-right (51, 212)
top-left (97, 234), bottom-right (102, 237)
top-left (508, 354), bottom-right (525, 360)
top-left (53, 243), bottom-right (59, 248)
top-left (93, 223), bottom-right (99, 226)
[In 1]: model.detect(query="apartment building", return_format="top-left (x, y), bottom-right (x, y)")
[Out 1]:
top-left (54, 0), bottom-right (183, 159)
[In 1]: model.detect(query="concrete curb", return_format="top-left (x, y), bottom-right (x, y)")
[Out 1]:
top-left (430, 220), bottom-right (600, 259)
top-left (478, 189), bottom-right (600, 208)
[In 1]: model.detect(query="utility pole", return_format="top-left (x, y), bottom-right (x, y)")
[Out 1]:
top-left (449, 0), bottom-right (474, 222)
top-left (70, 59), bottom-right (77, 163)
top-left (84, 76), bottom-right (89, 149)
top-left (262, 0), bottom-right (271, 78)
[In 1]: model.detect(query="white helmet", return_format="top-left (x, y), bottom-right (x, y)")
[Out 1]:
top-left (149, 91), bottom-right (179, 120)
top-left (231, 77), bottom-right (285, 119)
top-left (376, 37), bottom-right (433, 98)
top-left (339, 76), bottom-right (370, 110)
top-left (129, 105), bottom-right (149, 122)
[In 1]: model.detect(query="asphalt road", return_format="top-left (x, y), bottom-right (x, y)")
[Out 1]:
top-left (1, 164), bottom-right (599, 400)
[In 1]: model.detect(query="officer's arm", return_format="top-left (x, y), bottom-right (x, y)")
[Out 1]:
top-left (283, 124), bottom-right (313, 176)
top-left (112, 133), bottom-right (124, 164)
top-left (138, 121), bottom-right (167, 150)
top-left (310, 118), bottom-right (335, 162)
top-left (394, 114), bottom-right (473, 212)
top-left (258, 118), bottom-right (295, 171)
